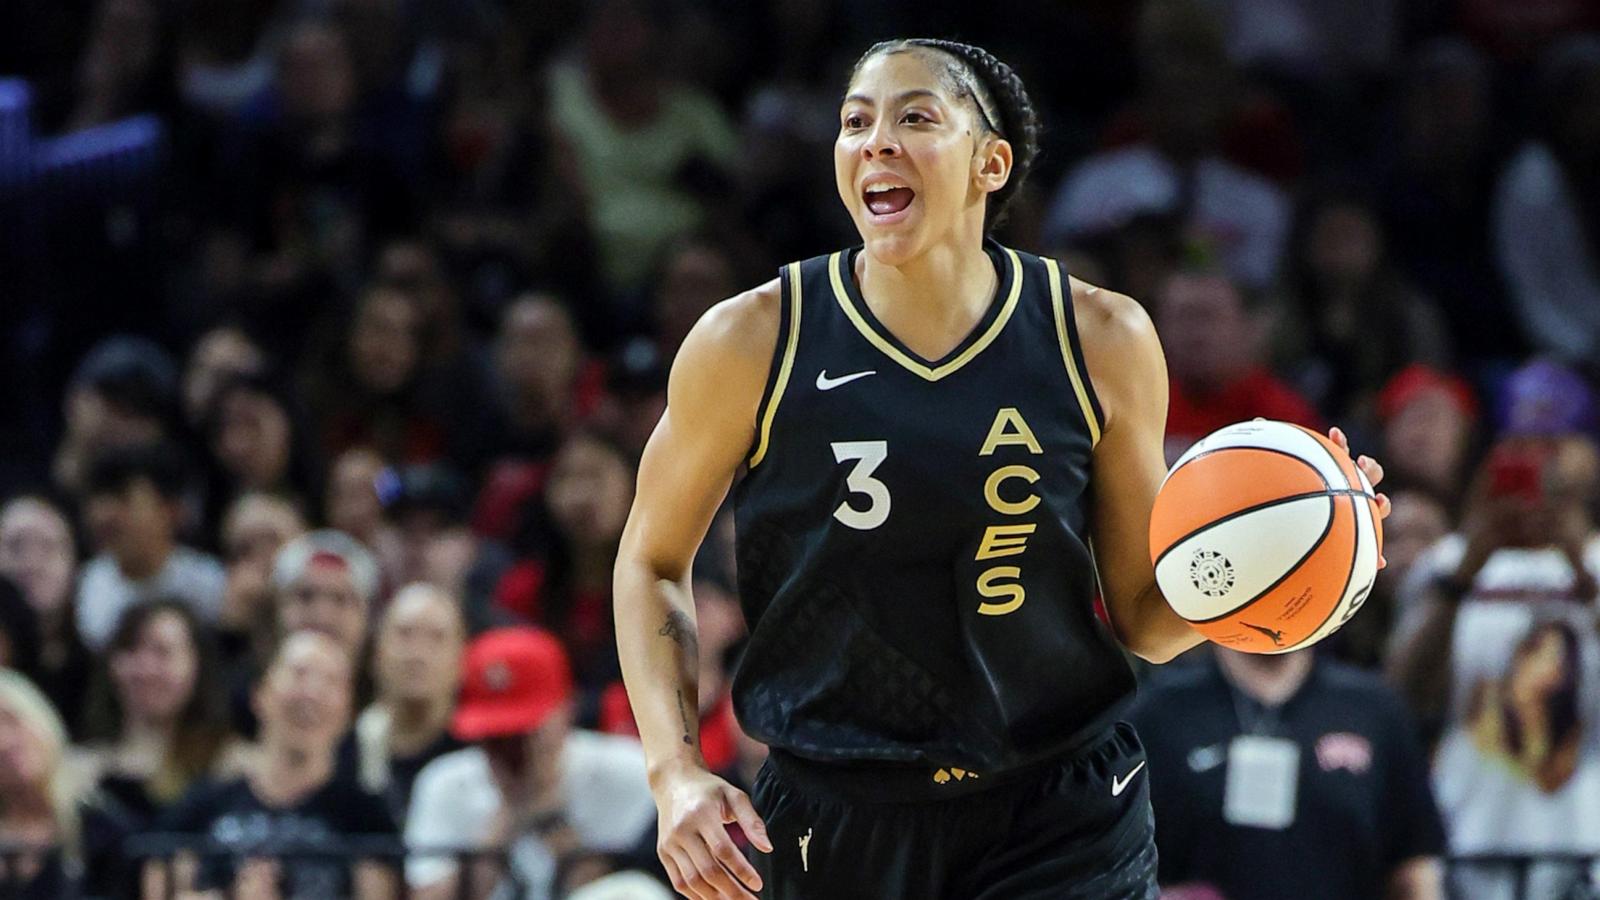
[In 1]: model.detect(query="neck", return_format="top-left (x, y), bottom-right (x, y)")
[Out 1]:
top-left (1218, 650), bottom-right (1314, 707)
top-left (857, 235), bottom-right (997, 356)
top-left (386, 695), bottom-right (452, 755)
top-left (253, 738), bottom-right (334, 804)
top-left (121, 715), bottom-right (175, 750)
top-left (861, 235), bottom-right (994, 309)
top-left (0, 785), bottom-right (55, 826)
top-left (119, 537), bottom-right (174, 580)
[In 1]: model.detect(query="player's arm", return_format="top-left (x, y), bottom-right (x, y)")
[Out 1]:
top-left (1073, 280), bottom-right (1203, 664)
top-left (614, 282), bottom-right (778, 899)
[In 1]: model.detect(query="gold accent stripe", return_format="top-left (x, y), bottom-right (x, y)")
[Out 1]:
top-left (1046, 257), bottom-right (1102, 447)
top-left (828, 248), bottom-right (1024, 382)
top-left (748, 263), bottom-right (803, 468)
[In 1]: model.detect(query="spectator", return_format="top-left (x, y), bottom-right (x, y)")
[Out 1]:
top-left (75, 443), bottom-right (225, 651)
top-left (1129, 649), bottom-right (1446, 900)
top-left (405, 628), bottom-right (655, 900)
top-left (272, 529), bottom-right (380, 661)
top-left (65, 0), bottom-right (173, 131)
top-left (547, 0), bottom-right (740, 295)
top-left (158, 631), bottom-right (398, 899)
top-left (1390, 428), bottom-right (1600, 899)
top-left (1154, 269), bottom-right (1324, 463)
top-left (216, 492), bottom-right (307, 666)
top-left (52, 337), bottom-right (181, 497)
top-left (1043, 0), bottom-right (1292, 290)
top-left (388, 465), bottom-right (510, 631)
top-left (1279, 189), bottom-right (1452, 423)
top-left (171, 0), bottom-right (282, 119)
top-left (0, 669), bottom-right (130, 900)
top-left (180, 326), bottom-right (267, 430)
top-left (219, 18), bottom-right (417, 356)
top-left (311, 285), bottom-right (452, 465)
top-left (590, 337), bottom-right (668, 461)
top-left (201, 371), bottom-right (321, 527)
top-left (480, 293), bottom-right (600, 471)
top-left (73, 599), bottom-right (235, 830)
top-left (1379, 39), bottom-right (1511, 363)
top-left (648, 234), bottom-right (740, 360)
top-left (1329, 487), bottom-right (1453, 670)
top-left (497, 432), bottom-right (636, 709)
top-left (324, 447), bottom-right (404, 591)
top-left (355, 583), bottom-right (467, 825)
top-left (1492, 36), bottom-right (1600, 365)
top-left (0, 497), bottom-right (92, 732)
top-left (0, 579), bottom-right (40, 676)
top-left (1375, 365), bottom-right (1480, 506)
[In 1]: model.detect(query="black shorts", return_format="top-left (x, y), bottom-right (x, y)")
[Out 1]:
top-left (749, 722), bottom-right (1159, 900)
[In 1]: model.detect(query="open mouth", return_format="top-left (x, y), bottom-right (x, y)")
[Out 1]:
top-left (864, 185), bottom-right (916, 218)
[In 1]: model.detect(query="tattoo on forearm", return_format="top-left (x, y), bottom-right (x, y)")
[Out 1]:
top-left (675, 689), bottom-right (694, 745)
top-left (658, 610), bottom-right (698, 657)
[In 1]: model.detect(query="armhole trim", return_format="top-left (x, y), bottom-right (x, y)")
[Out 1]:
top-left (748, 262), bottom-right (803, 468)
top-left (1045, 257), bottom-right (1104, 448)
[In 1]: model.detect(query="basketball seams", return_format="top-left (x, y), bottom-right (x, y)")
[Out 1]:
top-left (1179, 494), bottom-right (1336, 625)
top-left (1154, 421), bottom-right (1384, 652)
top-left (1267, 429), bottom-right (1372, 652)
top-left (1153, 489), bottom-right (1330, 570)
top-left (1275, 491), bottom-right (1362, 653)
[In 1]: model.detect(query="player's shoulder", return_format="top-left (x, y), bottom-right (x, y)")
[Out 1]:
top-left (1066, 275), bottom-right (1158, 356)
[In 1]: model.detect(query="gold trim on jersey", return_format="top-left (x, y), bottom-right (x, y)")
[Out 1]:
top-left (1045, 257), bottom-right (1103, 448)
top-left (748, 263), bottom-right (803, 468)
top-left (827, 247), bottom-right (1023, 382)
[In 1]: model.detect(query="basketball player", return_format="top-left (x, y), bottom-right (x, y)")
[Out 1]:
top-left (615, 39), bottom-right (1389, 899)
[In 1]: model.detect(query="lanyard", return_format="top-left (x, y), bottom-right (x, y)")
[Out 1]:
top-left (1225, 677), bottom-right (1286, 737)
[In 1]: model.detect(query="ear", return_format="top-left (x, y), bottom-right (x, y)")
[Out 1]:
top-left (972, 135), bottom-right (1014, 197)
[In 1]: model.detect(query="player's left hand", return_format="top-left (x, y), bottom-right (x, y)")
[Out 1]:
top-left (1329, 426), bottom-right (1390, 569)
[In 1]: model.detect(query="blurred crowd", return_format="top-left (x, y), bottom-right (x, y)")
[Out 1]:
top-left (1, 0), bottom-right (1599, 898)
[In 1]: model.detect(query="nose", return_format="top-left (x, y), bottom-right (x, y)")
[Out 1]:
top-left (861, 120), bottom-right (899, 160)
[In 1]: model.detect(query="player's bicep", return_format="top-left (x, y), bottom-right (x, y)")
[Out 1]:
top-left (1081, 291), bottom-right (1170, 614)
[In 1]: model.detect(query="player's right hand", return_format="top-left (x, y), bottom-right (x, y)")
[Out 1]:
top-left (653, 761), bottom-right (773, 899)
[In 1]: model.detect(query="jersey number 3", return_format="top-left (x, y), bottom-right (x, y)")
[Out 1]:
top-left (831, 441), bottom-right (890, 530)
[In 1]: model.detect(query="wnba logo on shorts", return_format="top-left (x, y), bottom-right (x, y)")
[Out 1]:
top-left (1189, 549), bottom-right (1235, 598)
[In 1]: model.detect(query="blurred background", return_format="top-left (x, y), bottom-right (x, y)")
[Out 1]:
top-left (0, 0), bottom-right (1598, 898)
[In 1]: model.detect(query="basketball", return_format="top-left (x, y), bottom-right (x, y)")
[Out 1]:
top-left (1149, 420), bottom-right (1384, 654)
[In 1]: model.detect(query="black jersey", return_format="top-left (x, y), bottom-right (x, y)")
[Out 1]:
top-left (732, 237), bottom-right (1136, 785)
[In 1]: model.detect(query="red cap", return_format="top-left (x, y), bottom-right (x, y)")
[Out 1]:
top-left (452, 628), bottom-right (572, 741)
top-left (1377, 364), bottom-right (1478, 423)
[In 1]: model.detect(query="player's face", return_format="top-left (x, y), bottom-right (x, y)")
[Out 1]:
top-left (836, 51), bottom-right (996, 263)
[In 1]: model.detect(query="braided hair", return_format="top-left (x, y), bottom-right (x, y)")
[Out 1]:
top-left (851, 39), bottom-right (1041, 231)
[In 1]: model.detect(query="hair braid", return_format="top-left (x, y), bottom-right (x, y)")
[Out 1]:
top-left (853, 39), bottom-right (1041, 231)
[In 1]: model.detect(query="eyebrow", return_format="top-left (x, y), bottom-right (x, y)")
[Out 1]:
top-left (841, 88), bottom-right (942, 108)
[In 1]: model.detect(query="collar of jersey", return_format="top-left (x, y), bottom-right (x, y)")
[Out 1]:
top-left (828, 239), bottom-right (1023, 382)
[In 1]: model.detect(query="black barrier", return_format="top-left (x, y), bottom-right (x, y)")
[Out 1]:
top-left (1, 836), bottom-right (530, 900)
top-left (1448, 853), bottom-right (1600, 900)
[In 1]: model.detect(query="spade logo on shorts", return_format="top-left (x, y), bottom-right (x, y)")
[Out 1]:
top-left (1190, 549), bottom-right (1236, 598)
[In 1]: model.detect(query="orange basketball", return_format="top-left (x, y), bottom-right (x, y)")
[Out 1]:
top-left (1149, 420), bottom-right (1384, 654)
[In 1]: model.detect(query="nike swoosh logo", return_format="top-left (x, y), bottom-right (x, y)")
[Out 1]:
top-left (1111, 760), bottom-right (1146, 797)
top-left (816, 369), bottom-right (876, 391)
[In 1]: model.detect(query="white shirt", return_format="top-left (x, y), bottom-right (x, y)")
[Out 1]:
top-left (405, 730), bottom-right (657, 897)
top-left (75, 547), bottom-right (226, 649)
top-left (1042, 145), bottom-right (1291, 288)
top-left (1493, 142), bottom-right (1600, 363)
top-left (1400, 534), bottom-right (1600, 857)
